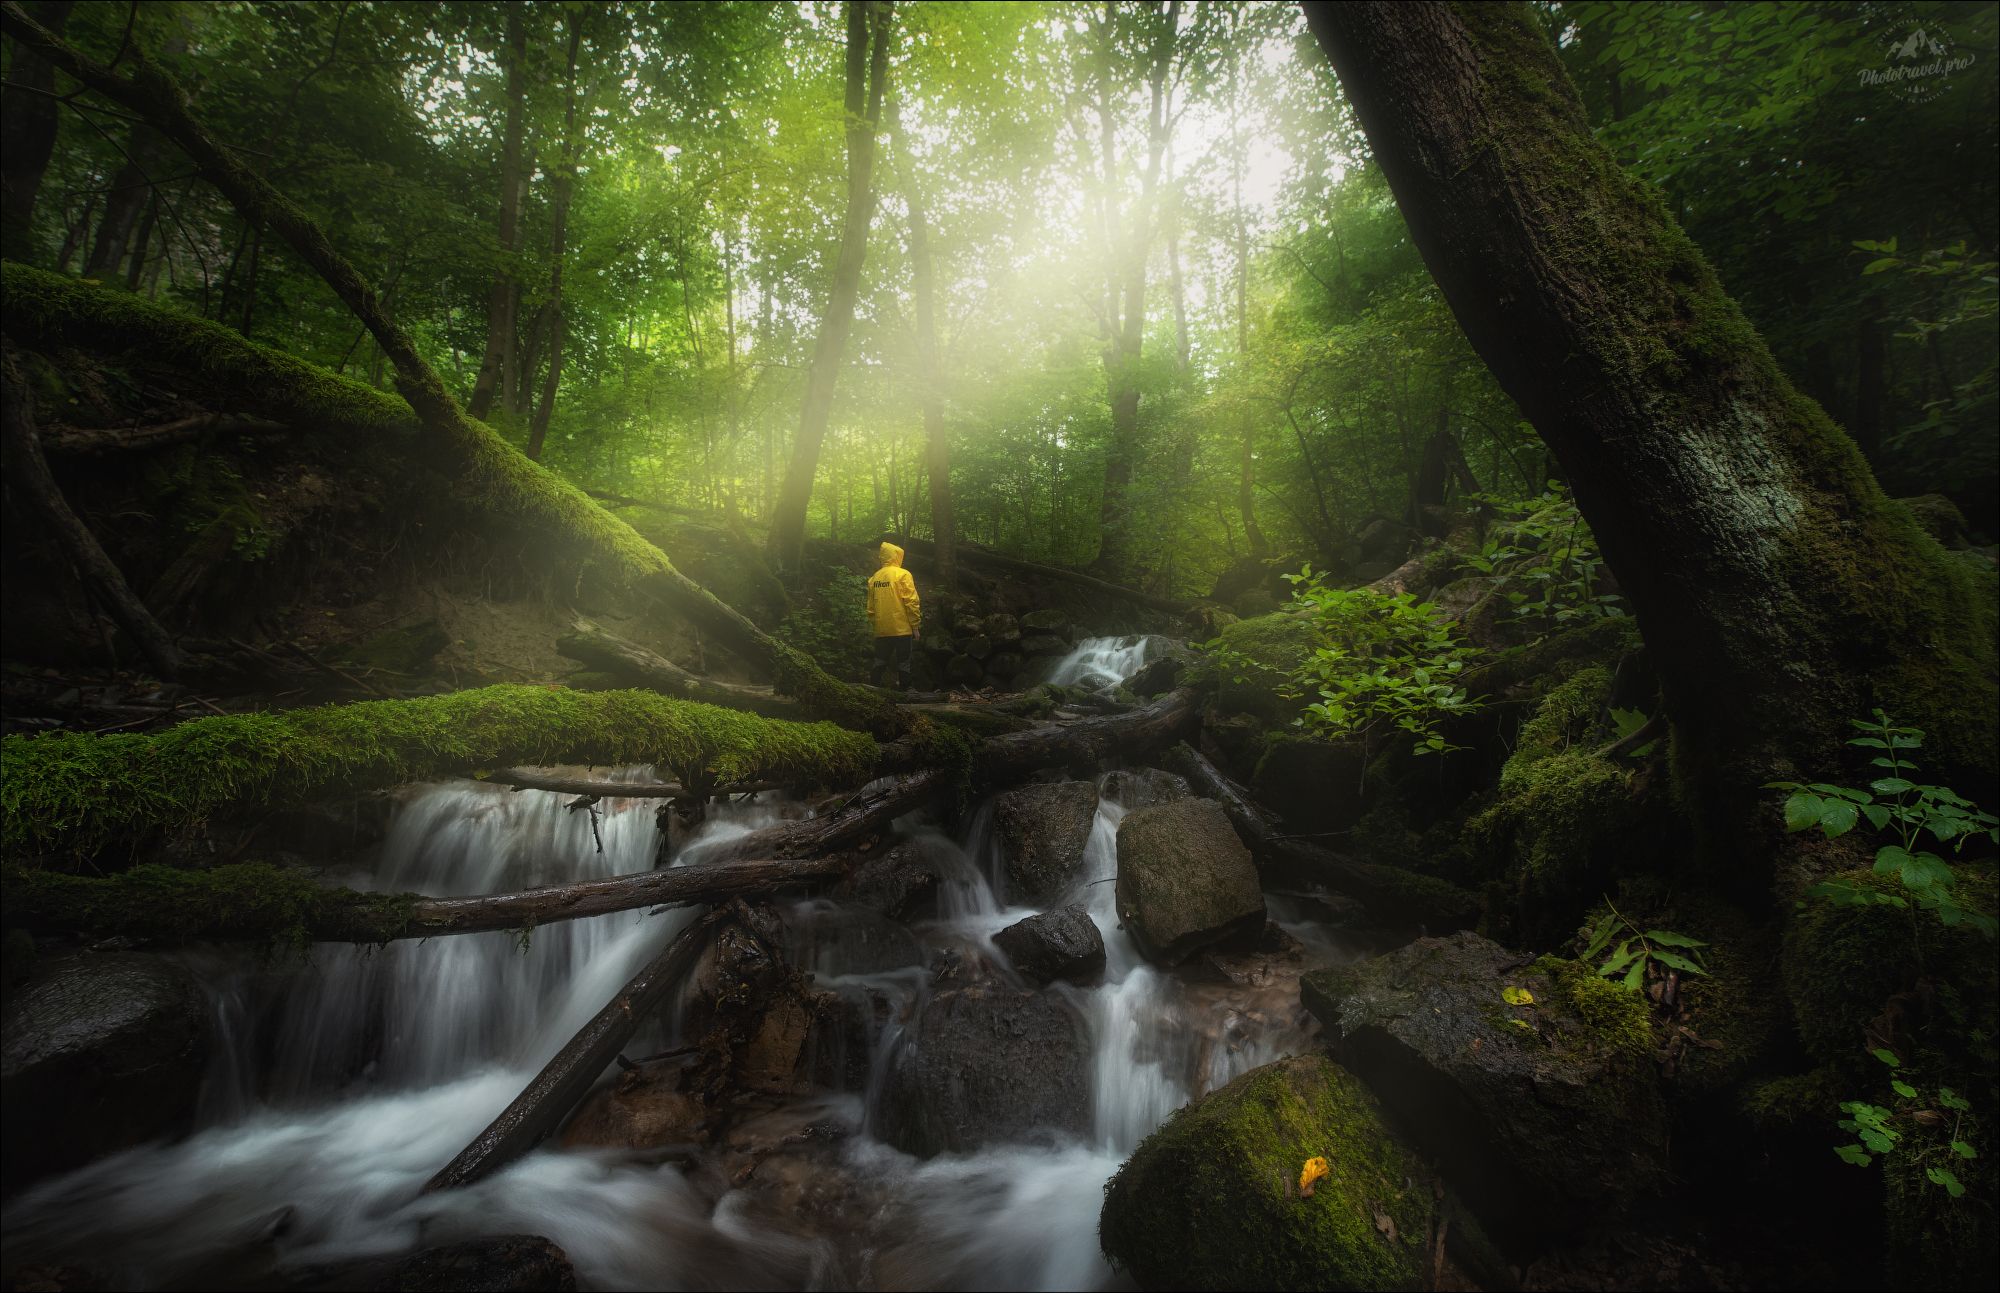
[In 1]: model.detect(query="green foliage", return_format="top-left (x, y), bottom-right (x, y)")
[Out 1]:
top-left (1771, 711), bottom-right (1999, 938)
top-left (1205, 567), bottom-right (1483, 755)
top-left (774, 558), bottom-right (874, 681)
top-left (1462, 484), bottom-right (1623, 625)
top-left (0, 685), bottom-right (879, 857)
top-left (1577, 900), bottom-right (1709, 992)
top-left (1834, 1047), bottom-right (1980, 1205)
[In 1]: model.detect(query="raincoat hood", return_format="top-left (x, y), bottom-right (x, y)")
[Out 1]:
top-left (877, 541), bottom-right (905, 568)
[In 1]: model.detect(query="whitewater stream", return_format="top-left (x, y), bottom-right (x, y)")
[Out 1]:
top-left (1, 640), bottom-right (1356, 1291)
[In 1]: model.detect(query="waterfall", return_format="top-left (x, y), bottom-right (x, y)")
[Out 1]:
top-left (1043, 634), bottom-right (1165, 691)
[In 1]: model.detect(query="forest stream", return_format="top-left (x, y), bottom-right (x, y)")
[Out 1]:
top-left (6, 643), bottom-right (1341, 1291)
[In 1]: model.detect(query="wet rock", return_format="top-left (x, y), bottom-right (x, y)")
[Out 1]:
top-left (985, 612), bottom-right (1022, 644)
top-left (1100, 1054), bottom-right (1436, 1291)
top-left (992, 780), bottom-right (1099, 904)
top-left (786, 902), bottom-right (925, 977)
top-left (285, 1234), bottom-right (577, 1292)
top-left (1125, 640), bottom-right (1195, 697)
top-left (993, 905), bottom-right (1105, 985)
top-left (833, 839), bottom-right (944, 922)
top-left (1, 950), bottom-right (209, 1189)
top-left (878, 985), bottom-right (1090, 1156)
top-left (945, 654), bottom-right (985, 687)
top-left (984, 650), bottom-right (1025, 681)
top-left (961, 634), bottom-right (993, 661)
top-left (562, 1060), bottom-right (711, 1150)
top-left (1098, 766), bottom-right (1190, 811)
top-left (1018, 631), bottom-right (1070, 658)
top-left (1300, 932), bottom-right (1666, 1254)
top-left (1020, 608), bottom-right (1069, 636)
top-left (1115, 798), bottom-right (1264, 965)
top-left (808, 985), bottom-right (894, 1090)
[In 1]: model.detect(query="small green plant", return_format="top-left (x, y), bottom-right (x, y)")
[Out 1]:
top-left (1578, 900), bottom-right (1709, 991)
top-left (1463, 483), bottom-right (1622, 625)
top-left (1769, 711), bottom-right (1999, 938)
top-left (1835, 1047), bottom-right (1979, 1199)
top-left (1203, 568), bottom-right (1485, 756)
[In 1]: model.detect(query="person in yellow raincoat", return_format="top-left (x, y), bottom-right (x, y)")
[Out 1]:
top-left (865, 540), bottom-right (921, 690)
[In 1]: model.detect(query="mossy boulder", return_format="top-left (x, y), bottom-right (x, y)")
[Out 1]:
top-left (1301, 932), bottom-right (1666, 1252)
top-left (1099, 1054), bottom-right (1436, 1291)
top-left (1206, 611), bottom-right (1317, 723)
top-left (1115, 798), bottom-right (1265, 965)
top-left (992, 781), bottom-right (1099, 905)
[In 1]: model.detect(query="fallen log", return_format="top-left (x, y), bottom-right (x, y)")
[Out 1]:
top-left (970, 687), bottom-right (1199, 781)
top-left (44, 413), bottom-right (291, 456)
top-left (476, 769), bottom-right (786, 799)
top-left (404, 856), bottom-right (847, 938)
top-left (425, 912), bottom-right (717, 1191)
top-left (884, 532), bottom-right (1192, 614)
top-left (1160, 744), bottom-right (1479, 931)
top-left (556, 623), bottom-right (800, 719)
top-left (700, 770), bottom-right (946, 862)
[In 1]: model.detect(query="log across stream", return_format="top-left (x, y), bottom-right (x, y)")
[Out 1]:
top-left (0, 642), bottom-right (1359, 1290)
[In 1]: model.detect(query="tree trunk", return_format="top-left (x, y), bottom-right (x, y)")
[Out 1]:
top-left (0, 0), bottom-right (74, 264)
top-left (896, 111), bottom-right (956, 593)
top-left (1302, 1), bottom-right (1997, 888)
top-left (466, 4), bottom-right (527, 421)
top-left (526, 14), bottom-right (583, 461)
top-left (0, 346), bottom-right (183, 678)
top-left (767, 0), bottom-right (893, 573)
top-left (556, 623), bottom-right (803, 718)
top-left (424, 914), bottom-right (715, 1191)
top-left (83, 127), bottom-right (168, 281)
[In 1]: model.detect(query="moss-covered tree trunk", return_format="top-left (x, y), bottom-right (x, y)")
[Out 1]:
top-left (1303, 2), bottom-right (1997, 890)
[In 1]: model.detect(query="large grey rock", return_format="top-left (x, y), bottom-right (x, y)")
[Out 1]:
top-left (1300, 932), bottom-right (1667, 1254)
top-left (286, 1234), bottom-right (578, 1291)
top-left (993, 780), bottom-right (1099, 904)
top-left (993, 905), bottom-right (1105, 985)
top-left (962, 634), bottom-right (993, 661)
top-left (1115, 798), bottom-right (1264, 964)
top-left (1019, 632), bottom-right (1070, 658)
top-left (1098, 767), bottom-right (1190, 811)
top-left (1125, 640), bottom-right (1196, 698)
top-left (1, 951), bottom-right (210, 1189)
top-left (985, 650), bottom-right (1025, 681)
top-left (878, 985), bottom-right (1090, 1155)
top-left (834, 838), bottom-right (945, 922)
top-left (985, 613), bottom-right (1022, 644)
top-left (1021, 609), bottom-right (1070, 636)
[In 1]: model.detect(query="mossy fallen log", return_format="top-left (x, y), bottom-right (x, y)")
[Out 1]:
top-left (0, 685), bottom-right (878, 857)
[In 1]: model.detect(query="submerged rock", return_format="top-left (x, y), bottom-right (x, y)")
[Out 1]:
top-left (1099, 1054), bottom-right (1436, 1291)
top-left (1300, 932), bottom-right (1666, 1251)
top-left (1, 950), bottom-right (209, 1189)
top-left (285, 1234), bottom-right (577, 1292)
top-left (1115, 798), bottom-right (1264, 964)
top-left (993, 905), bottom-right (1105, 985)
top-left (878, 984), bottom-right (1090, 1156)
top-left (563, 1059), bottom-right (711, 1150)
top-left (993, 780), bottom-right (1099, 904)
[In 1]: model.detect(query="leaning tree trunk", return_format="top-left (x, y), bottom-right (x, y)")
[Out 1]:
top-left (766, 0), bottom-right (892, 574)
top-left (1302, 1), bottom-right (1997, 891)
top-left (0, 0), bottom-right (74, 263)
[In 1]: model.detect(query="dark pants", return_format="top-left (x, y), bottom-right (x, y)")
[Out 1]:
top-left (871, 634), bottom-right (914, 687)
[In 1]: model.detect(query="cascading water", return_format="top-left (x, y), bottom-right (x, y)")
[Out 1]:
top-left (2, 643), bottom-right (1359, 1291)
top-left (1043, 634), bottom-right (1165, 691)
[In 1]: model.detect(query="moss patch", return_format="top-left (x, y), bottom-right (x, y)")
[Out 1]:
top-left (1099, 1054), bottom-right (1434, 1291)
top-left (2, 685), bottom-right (878, 856)
top-left (1529, 954), bottom-right (1656, 1063)
top-left (1203, 611), bottom-right (1318, 722)
top-left (3, 862), bottom-right (420, 946)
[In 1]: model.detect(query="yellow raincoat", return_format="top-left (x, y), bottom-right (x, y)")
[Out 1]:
top-left (866, 541), bottom-right (921, 637)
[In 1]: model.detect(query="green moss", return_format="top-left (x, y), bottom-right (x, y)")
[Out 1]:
top-left (1203, 611), bottom-right (1318, 722)
top-left (1530, 955), bottom-right (1655, 1063)
top-left (3, 862), bottom-right (419, 946)
top-left (1099, 1054), bottom-right (1433, 1291)
top-left (1506, 666), bottom-right (1612, 778)
top-left (1473, 751), bottom-right (1631, 888)
top-left (1740, 1065), bottom-right (1847, 1130)
top-left (2, 264), bottom-right (896, 731)
top-left (1, 685), bottom-right (878, 856)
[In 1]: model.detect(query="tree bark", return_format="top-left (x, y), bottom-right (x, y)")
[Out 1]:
top-left (767, 0), bottom-right (893, 573)
top-left (82, 127), bottom-right (169, 281)
top-left (0, 346), bottom-right (183, 678)
top-left (525, 13), bottom-right (583, 461)
top-left (474, 770), bottom-right (787, 799)
top-left (44, 413), bottom-right (289, 456)
top-left (424, 913), bottom-right (715, 1191)
top-left (466, 4), bottom-right (527, 421)
top-left (556, 623), bottom-right (802, 718)
top-left (895, 109), bottom-right (957, 594)
top-left (0, 0), bottom-right (74, 264)
top-left (1302, 2), bottom-right (1997, 888)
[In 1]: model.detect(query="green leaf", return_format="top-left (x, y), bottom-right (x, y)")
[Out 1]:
top-left (1580, 911), bottom-right (1619, 961)
top-left (1621, 958), bottom-right (1646, 991)
top-left (1834, 1144), bottom-right (1872, 1166)
top-left (1938, 1087), bottom-right (1972, 1112)
top-left (1650, 949), bottom-right (1709, 975)
top-left (1818, 800), bottom-right (1859, 838)
top-left (1872, 1048), bottom-right (1902, 1068)
top-left (1642, 930), bottom-right (1708, 947)
top-left (1872, 777), bottom-right (1915, 795)
top-left (1861, 804), bottom-right (1893, 831)
top-left (1784, 792), bottom-right (1823, 833)
top-left (1890, 1080), bottom-right (1918, 1099)
top-left (1502, 986), bottom-right (1535, 1006)
top-left (1925, 1166), bottom-right (1966, 1198)
top-left (1949, 1140), bottom-right (1977, 1160)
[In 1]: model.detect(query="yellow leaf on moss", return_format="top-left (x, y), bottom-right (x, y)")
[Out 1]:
top-left (1298, 1156), bottom-right (1330, 1197)
top-left (1502, 985), bottom-right (1535, 1006)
